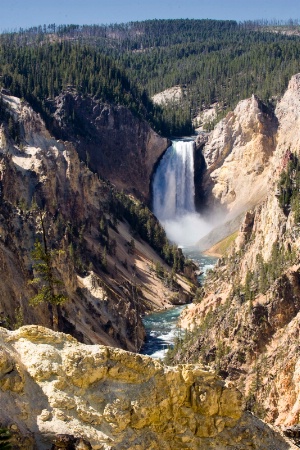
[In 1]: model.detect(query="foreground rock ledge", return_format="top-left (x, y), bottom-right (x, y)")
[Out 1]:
top-left (0, 326), bottom-right (296, 449)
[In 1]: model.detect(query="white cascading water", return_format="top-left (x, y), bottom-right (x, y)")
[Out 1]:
top-left (153, 140), bottom-right (212, 246)
top-left (153, 140), bottom-right (196, 219)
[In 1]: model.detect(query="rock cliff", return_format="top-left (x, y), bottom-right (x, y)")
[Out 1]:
top-left (48, 91), bottom-right (170, 203)
top-left (152, 86), bottom-right (183, 105)
top-left (200, 94), bottom-right (278, 223)
top-left (203, 94), bottom-right (278, 213)
top-left (0, 325), bottom-right (296, 449)
top-left (175, 74), bottom-right (300, 432)
top-left (0, 93), bottom-right (193, 351)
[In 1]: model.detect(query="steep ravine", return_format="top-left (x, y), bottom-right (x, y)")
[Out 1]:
top-left (173, 74), bottom-right (300, 431)
top-left (0, 92), bottom-right (193, 352)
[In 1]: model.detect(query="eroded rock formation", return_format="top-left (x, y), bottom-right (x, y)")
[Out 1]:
top-left (0, 325), bottom-right (296, 449)
top-left (201, 94), bottom-right (278, 216)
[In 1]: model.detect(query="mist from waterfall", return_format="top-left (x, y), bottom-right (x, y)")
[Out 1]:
top-left (152, 140), bottom-right (212, 246)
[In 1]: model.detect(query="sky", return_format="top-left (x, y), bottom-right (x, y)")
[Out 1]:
top-left (1, 0), bottom-right (299, 31)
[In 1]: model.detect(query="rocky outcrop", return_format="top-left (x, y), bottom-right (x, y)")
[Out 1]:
top-left (195, 132), bottom-right (209, 150)
top-left (48, 91), bottom-right (169, 203)
top-left (0, 325), bottom-right (296, 449)
top-left (152, 86), bottom-right (183, 105)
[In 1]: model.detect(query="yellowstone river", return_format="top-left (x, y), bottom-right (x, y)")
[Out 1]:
top-left (141, 250), bottom-right (217, 359)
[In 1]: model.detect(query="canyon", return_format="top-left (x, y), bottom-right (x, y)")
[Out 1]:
top-left (0, 63), bottom-right (300, 449)
top-left (0, 91), bottom-right (193, 354)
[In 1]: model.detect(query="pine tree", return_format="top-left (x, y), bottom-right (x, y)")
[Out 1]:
top-left (101, 246), bottom-right (107, 270)
top-left (29, 243), bottom-right (67, 309)
top-left (0, 429), bottom-right (11, 450)
top-left (29, 212), bottom-right (67, 329)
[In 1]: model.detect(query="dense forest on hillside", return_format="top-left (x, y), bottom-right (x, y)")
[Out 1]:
top-left (1, 19), bottom-right (300, 134)
top-left (0, 41), bottom-right (181, 135)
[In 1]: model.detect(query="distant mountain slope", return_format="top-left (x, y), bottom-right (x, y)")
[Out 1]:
top-left (2, 19), bottom-right (300, 136)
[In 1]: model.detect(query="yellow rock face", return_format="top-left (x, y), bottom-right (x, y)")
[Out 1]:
top-left (0, 326), bottom-right (296, 449)
top-left (203, 95), bottom-right (278, 216)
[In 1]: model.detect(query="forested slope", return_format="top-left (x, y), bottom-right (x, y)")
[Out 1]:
top-left (2, 19), bottom-right (300, 135)
top-left (0, 41), bottom-right (168, 134)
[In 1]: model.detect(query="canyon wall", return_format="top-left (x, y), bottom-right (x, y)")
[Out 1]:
top-left (48, 91), bottom-right (170, 203)
top-left (0, 93), bottom-right (192, 352)
top-left (195, 93), bottom-right (279, 253)
top-left (202, 95), bottom-right (278, 215)
top-left (177, 74), bottom-right (300, 431)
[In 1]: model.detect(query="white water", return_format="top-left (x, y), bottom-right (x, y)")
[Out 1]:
top-left (153, 140), bottom-right (212, 246)
top-left (153, 140), bottom-right (196, 219)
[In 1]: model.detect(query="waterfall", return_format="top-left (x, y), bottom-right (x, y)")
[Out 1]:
top-left (152, 140), bottom-right (212, 246)
top-left (153, 140), bottom-right (196, 220)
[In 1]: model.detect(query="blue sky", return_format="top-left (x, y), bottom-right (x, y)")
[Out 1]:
top-left (1, 0), bottom-right (299, 31)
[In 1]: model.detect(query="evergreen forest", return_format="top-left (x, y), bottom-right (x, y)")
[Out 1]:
top-left (1, 19), bottom-right (300, 135)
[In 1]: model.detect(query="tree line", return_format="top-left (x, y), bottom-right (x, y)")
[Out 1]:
top-left (2, 19), bottom-right (300, 136)
top-left (0, 34), bottom-right (192, 136)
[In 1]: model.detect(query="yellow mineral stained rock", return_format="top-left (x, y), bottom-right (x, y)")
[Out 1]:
top-left (203, 94), bottom-right (278, 215)
top-left (0, 326), bottom-right (296, 449)
top-left (183, 73), bottom-right (300, 439)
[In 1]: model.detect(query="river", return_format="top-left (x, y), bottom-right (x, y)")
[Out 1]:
top-left (141, 250), bottom-right (217, 359)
